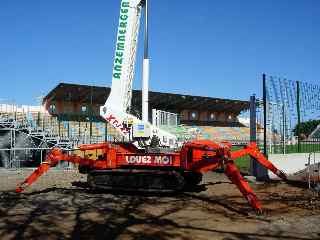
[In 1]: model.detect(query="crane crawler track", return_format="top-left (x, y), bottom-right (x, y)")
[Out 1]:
top-left (87, 169), bottom-right (186, 192)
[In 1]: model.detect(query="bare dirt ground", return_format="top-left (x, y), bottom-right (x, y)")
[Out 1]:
top-left (0, 169), bottom-right (320, 240)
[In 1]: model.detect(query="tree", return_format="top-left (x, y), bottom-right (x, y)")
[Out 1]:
top-left (293, 119), bottom-right (320, 138)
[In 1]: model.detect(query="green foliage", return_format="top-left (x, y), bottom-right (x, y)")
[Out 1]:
top-left (231, 146), bottom-right (250, 172)
top-left (272, 143), bottom-right (320, 154)
top-left (293, 119), bottom-right (320, 137)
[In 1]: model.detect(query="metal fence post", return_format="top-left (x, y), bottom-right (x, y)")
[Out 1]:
top-left (263, 73), bottom-right (267, 156)
top-left (250, 95), bottom-right (257, 177)
top-left (255, 74), bottom-right (269, 181)
top-left (282, 103), bottom-right (286, 154)
top-left (296, 81), bottom-right (301, 153)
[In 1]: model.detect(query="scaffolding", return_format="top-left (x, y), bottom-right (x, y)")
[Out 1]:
top-left (0, 103), bottom-right (119, 169)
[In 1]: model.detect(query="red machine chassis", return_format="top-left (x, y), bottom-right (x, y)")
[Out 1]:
top-left (16, 140), bottom-right (287, 213)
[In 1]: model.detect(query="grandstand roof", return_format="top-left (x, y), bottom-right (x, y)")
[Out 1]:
top-left (43, 83), bottom-right (249, 114)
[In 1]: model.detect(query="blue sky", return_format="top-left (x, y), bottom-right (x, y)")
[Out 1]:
top-left (0, 0), bottom-right (319, 105)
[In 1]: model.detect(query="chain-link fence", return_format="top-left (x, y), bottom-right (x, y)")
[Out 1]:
top-left (263, 74), bottom-right (320, 154)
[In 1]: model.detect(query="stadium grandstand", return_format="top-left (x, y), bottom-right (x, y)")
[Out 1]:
top-left (0, 82), bottom-right (254, 168)
top-left (43, 83), bottom-right (252, 142)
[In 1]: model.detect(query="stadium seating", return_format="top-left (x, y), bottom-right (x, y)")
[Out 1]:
top-left (1, 106), bottom-right (256, 146)
top-left (161, 125), bottom-right (252, 143)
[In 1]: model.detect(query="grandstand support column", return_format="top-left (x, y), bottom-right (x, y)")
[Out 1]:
top-left (90, 86), bottom-right (93, 144)
top-left (105, 122), bottom-right (108, 142)
top-left (78, 120), bottom-right (81, 138)
top-left (10, 127), bottom-right (16, 168)
top-left (37, 112), bottom-right (40, 127)
top-left (9, 128), bottom-right (13, 168)
top-left (42, 114), bottom-right (45, 131)
top-left (89, 121), bottom-right (92, 143)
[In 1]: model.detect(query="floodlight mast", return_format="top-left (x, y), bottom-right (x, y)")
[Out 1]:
top-left (100, 0), bottom-right (176, 147)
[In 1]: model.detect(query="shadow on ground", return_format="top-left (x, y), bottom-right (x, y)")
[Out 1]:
top-left (0, 184), bottom-right (319, 240)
